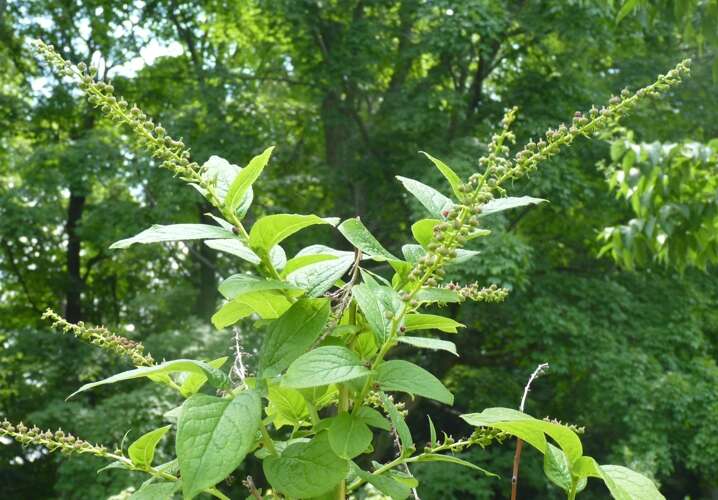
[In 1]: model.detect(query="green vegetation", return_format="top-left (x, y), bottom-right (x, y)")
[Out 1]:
top-left (1, 1), bottom-right (717, 499)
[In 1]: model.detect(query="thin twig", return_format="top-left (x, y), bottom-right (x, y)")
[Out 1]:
top-left (242, 476), bottom-right (263, 500)
top-left (230, 327), bottom-right (248, 389)
top-left (511, 363), bottom-right (549, 500)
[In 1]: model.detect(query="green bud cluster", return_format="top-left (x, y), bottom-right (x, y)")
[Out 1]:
top-left (446, 282), bottom-right (509, 303)
top-left (1, 419), bottom-right (112, 458)
top-left (543, 417), bottom-right (586, 435)
top-left (425, 427), bottom-right (506, 454)
top-left (42, 308), bottom-right (154, 366)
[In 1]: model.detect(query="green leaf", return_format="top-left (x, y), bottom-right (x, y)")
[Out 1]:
top-left (599, 465), bottom-right (665, 500)
top-left (397, 336), bottom-right (458, 356)
top-left (218, 274), bottom-right (300, 300)
top-left (379, 392), bottom-right (413, 453)
top-left (356, 406), bottom-right (392, 431)
top-left (194, 155), bottom-right (252, 216)
top-left (179, 357), bottom-right (228, 397)
top-left (128, 425), bottom-right (171, 468)
top-left (263, 432), bottom-right (349, 498)
top-left (287, 254), bottom-right (354, 297)
top-left (415, 287), bottom-right (463, 304)
top-left (110, 224), bottom-right (234, 249)
top-left (259, 298), bottom-right (331, 378)
top-left (212, 290), bottom-right (293, 329)
top-left (282, 253), bottom-right (338, 277)
top-left (402, 244), bottom-right (479, 265)
top-left (404, 314), bottom-right (464, 333)
top-left (420, 151), bottom-right (464, 199)
top-left (352, 464), bottom-right (410, 500)
top-left (395, 176), bottom-right (454, 217)
top-left (283, 346), bottom-right (370, 389)
top-left (544, 443), bottom-right (572, 492)
top-left (266, 384), bottom-right (309, 429)
top-left (249, 214), bottom-right (337, 254)
top-left (204, 238), bottom-right (260, 264)
top-left (411, 219), bottom-right (440, 247)
top-left (129, 480), bottom-right (180, 500)
top-left (616, 0), bottom-right (641, 23)
top-left (376, 360), bottom-right (454, 405)
top-left (352, 283), bottom-right (404, 345)
top-left (225, 146), bottom-right (274, 214)
top-left (479, 196), bottom-right (547, 217)
top-left (411, 453), bottom-right (497, 477)
top-left (328, 412), bottom-right (373, 459)
top-left (68, 359), bottom-right (229, 399)
top-left (338, 218), bottom-right (398, 261)
top-left (177, 391), bottom-right (261, 499)
top-left (427, 416), bottom-right (437, 446)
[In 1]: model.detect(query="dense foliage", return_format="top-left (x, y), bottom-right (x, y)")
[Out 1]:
top-left (1, 1), bottom-right (717, 499)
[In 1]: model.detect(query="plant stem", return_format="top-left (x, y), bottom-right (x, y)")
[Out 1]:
top-left (260, 424), bottom-right (277, 455)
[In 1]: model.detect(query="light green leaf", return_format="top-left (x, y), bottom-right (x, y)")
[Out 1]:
top-left (266, 384), bottom-right (309, 429)
top-left (218, 274), bottom-right (299, 300)
top-left (404, 314), bottom-right (464, 333)
top-left (616, 0), bottom-right (641, 23)
top-left (376, 360), bottom-right (453, 405)
top-left (225, 146), bottom-right (274, 214)
top-left (544, 443), bottom-right (572, 492)
top-left (249, 214), bottom-right (337, 254)
top-left (379, 392), bottom-right (413, 452)
top-left (204, 238), bottom-right (260, 264)
top-left (129, 480), bottom-right (180, 500)
top-left (356, 406), bottom-right (392, 431)
top-left (411, 453), bottom-right (497, 477)
top-left (179, 357), bottom-right (228, 397)
top-left (599, 465), bottom-right (665, 500)
top-left (352, 464), bottom-right (410, 500)
top-left (411, 219), bottom-right (441, 247)
top-left (282, 254), bottom-right (338, 277)
top-left (259, 299), bottom-right (331, 378)
top-left (396, 176), bottom-right (454, 218)
top-left (287, 254), bottom-right (354, 297)
top-left (328, 412), bottom-right (373, 459)
top-left (420, 151), bottom-right (464, 199)
top-left (68, 359), bottom-right (229, 399)
top-left (177, 391), bottom-right (261, 499)
top-left (128, 425), bottom-right (171, 468)
top-left (195, 155), bottom-right (252, 216)
top-left (212, 290), bottom-right (292, 329)
top-left (427, 415), bottom-right (437, 446)
top-left (263, 432), bottom-right (348, 498)
top-left (352, 283), bottom-right (404, 345)
top-left (110, 224), bottom-right (234, 249)
top-left (283, 346), bottom-right (370, 389)
top-left (397, 336), bottom-right (458, 356)
top-left (479, 196), bottom-right (547, 217)
top-left (338, 218), bottom-right (398, 261)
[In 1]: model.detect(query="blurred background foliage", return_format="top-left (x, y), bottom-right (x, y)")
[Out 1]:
top-left (1, 0), bottom-right (717, 498)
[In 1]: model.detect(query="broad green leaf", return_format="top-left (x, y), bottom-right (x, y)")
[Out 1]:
top-left (287, 254), bottom-right (354, 297)
top-left (396, 176), bottom-right (454, 218)
top-left (356, 406), bottom-right (392, 431)
top-left (128, 425), bottom-right (171, 467)
top-left (111, 224), bottom-right (234, 249)
top-left (212, 290), bottom-right (292, 329)
top-left (218, 274), bottom-right (299, 300)
top-left (379, 392), bottom-right (413, 453)
top-left (179, 357), bottom-right (228, 397)
top-left (376, 360), bottom-right (454, 405)
top-left (177, 391), bottom-right (261, 499)
top-left (263, 432), bottom-right (348, 498)
top-left (283, 346), bottom-right (370, 389)
top-left (404, 314), bottom-right (464, 333)
top-left (411, 453), bottom-right (497, 477)
top-left (599, 465), bottom-right (665, 500)
top-left (259, 298), bottom-right (331, 378)
top-left (479, 196), bottom-right (547, 217)
top-left (420, 151), bottom-right (464, 199)
top-left (573, 456), bottom-right (602, 479)
top-left (225, 146), bottom-right (274, 213)
top-left (266, 384), bottom-right (309, 429)
top-left (338, 218), bottom-right (398, 261)
top-left (352, 283), bottom-right (404, 345)
top-left (282, 254), bottom-right (337, 277)
top-left (415, 287), bottom-right (463, 304)
top-left (249, 214), bottom-right (338, 254)
top-left (354, 330), bottom-right (378, 359)
top-left (411, 219), bottom-right (440, 247)
top-left (544, 443), bottom-right (572, 492)
top-left (204, 238), bottom-right (260, 264)
top-left (328, 412), bottom-right (373, 459)
top-left (352, 464), bottom-right (410, 500)
top-left (129, 480), bottom-right (180, 500)
top-left (194, 155), bottom-right (252, 216)
top-left (397, 336), bottom-right (458, 356)
top-left (68, 359), bottom-right (229, 399)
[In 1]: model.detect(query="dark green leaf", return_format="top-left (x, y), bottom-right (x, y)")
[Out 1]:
top-left (352, 283), bottom-right (404, 345)
top-left (328, 412), bottom-right (373, 459)
top-left (544, 443), bottom-right (572, 492)
top-left (404, 314), bottom-right (464, 333)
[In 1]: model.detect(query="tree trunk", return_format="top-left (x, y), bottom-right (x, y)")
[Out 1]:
top-left (64, 192), bottom-right (85, 323)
